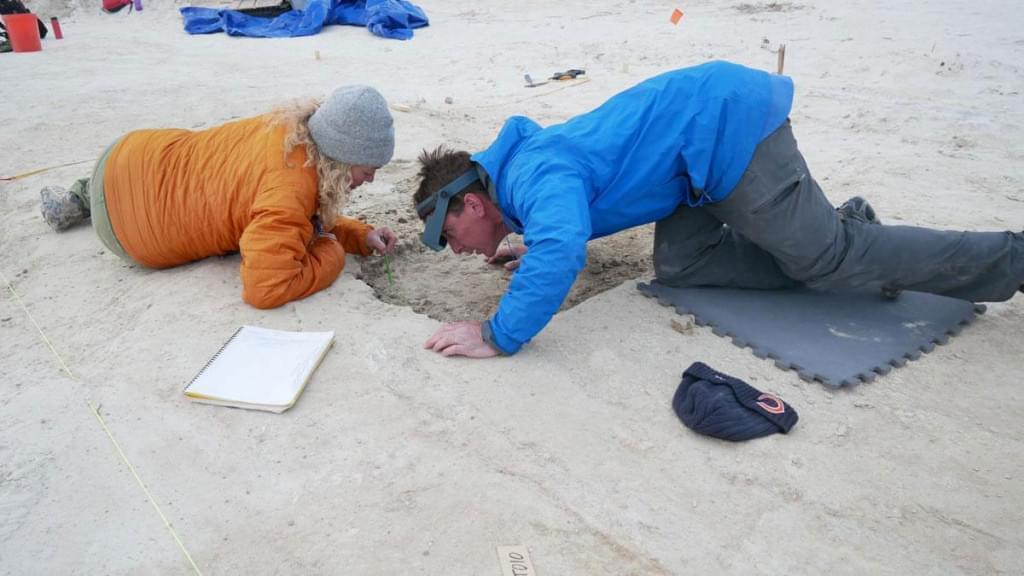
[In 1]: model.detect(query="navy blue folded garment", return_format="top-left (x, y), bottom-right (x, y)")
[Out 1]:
top-left (673, 362), bottom-right (798, 442)
top-left (181, 0), bottom-right (428, 40)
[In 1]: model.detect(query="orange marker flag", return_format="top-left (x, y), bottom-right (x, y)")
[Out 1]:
top-left (670, 8), bottom-right (684, 24)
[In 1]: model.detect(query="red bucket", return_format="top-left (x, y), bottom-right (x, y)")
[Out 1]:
top-left (2, 13), bottom-right (42, 53)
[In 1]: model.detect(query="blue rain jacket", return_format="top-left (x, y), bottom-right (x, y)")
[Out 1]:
top-left (472, 61), bottom-right (794, 355)
top-left (181, 0), bottom-right (427, 40)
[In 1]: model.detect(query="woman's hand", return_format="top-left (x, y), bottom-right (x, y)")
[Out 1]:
top-left (366, 227), bottom-right (398, 254)
top-left (486, 244), bottom-right (527, 271)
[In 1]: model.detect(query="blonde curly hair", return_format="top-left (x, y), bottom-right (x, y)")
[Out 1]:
top-left (269, 99), bottom-right (353, 224)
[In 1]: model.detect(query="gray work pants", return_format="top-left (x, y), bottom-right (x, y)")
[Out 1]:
top-left (653, 120), bottom-right (1023, 302)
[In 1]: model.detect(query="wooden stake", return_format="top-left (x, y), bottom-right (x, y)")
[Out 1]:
top-left (777, 43), bottom-right (787, 74)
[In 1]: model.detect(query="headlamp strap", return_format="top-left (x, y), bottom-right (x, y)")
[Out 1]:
top-left (416, 169), bottom-right (481, 219)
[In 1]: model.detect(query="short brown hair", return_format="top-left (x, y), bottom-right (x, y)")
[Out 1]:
top-left (413, 145), bottom-right (486, 219)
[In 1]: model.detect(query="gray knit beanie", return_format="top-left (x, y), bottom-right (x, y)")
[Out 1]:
top-left (308, 85), bottom-right (395, 167)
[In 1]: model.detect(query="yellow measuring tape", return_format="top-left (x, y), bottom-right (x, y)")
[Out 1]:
top-left (2, 270), bottom-right (203, 575)
top-left (1, 159), bottom-right (93, 182)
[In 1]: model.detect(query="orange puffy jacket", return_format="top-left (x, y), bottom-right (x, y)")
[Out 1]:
top-left (102, 114), bottom-right (373, 309)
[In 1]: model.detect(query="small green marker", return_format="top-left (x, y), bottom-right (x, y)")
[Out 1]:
top-left (384, 253), bottom-right (394, 287)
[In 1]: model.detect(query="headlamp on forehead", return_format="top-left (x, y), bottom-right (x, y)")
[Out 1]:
top-left (416, 169), bottom-right (481, 251)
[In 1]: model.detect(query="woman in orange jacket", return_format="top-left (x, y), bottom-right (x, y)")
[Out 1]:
top-left (40, 85), bottom-right (398, 309)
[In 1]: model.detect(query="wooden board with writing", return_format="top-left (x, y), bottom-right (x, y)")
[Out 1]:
top-left (496, 546), bottom-right (537, 576)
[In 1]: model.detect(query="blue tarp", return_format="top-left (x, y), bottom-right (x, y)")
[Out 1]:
top-left (180, 0), bottom-right (428, 40)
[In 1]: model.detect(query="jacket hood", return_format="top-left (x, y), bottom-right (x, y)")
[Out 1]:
top-left (471, 116), bottom-right (542, 189)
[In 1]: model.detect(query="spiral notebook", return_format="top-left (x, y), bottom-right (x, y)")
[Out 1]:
top-left (184, 326), bottom-right (335, 413)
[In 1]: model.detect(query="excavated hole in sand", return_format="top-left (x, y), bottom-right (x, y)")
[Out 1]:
top-left (357, 211), bottom-right (655, 322)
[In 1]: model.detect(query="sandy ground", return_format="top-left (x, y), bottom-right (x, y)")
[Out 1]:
top-left (2, 0), bottom-right (1023, 574)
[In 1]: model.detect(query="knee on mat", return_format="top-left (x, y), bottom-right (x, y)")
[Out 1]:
top-left (653, 246), bottom-right (702, 286)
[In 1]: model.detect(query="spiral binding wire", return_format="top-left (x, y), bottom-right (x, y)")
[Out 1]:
top-left (184, 326), bottom-right (244, 391)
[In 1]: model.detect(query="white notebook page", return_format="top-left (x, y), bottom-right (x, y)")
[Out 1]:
top-left (186, 326), bottom-right (334, 407)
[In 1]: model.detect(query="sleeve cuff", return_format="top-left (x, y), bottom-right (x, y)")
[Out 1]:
top-left (481, 320), bottom-right (514, 356)
top-left (329, 217), bottom-right (375, 256)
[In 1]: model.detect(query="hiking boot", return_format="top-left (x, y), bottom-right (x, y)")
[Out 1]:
top-left (40, 186), bottom-right (88, 231)
top-left (836, 196), bottom-right (879, 225)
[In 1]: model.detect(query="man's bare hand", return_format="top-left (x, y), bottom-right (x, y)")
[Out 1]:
top-left (424, 321), bottom-right (500, 358)
top-left (485, 244), bottom-right (527, 271)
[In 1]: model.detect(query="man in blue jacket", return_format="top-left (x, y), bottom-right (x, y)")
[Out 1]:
top-left (413, 60), bottom-right (1024, 358)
